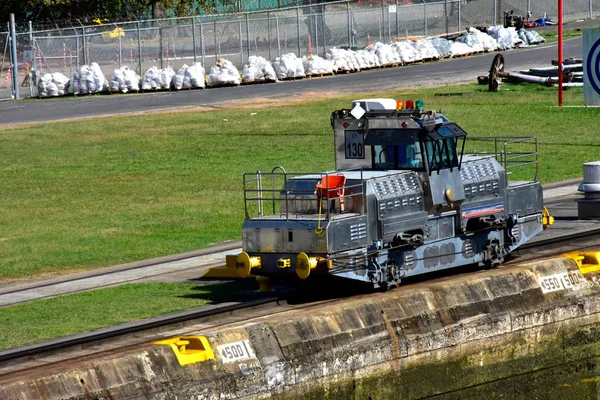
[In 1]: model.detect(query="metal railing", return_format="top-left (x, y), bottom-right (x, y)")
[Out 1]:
top-left (243, 170), bottom-right (364, 220)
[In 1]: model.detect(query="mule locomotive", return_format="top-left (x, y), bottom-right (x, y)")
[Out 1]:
top-left (232, 99), bottom-right (553, 289)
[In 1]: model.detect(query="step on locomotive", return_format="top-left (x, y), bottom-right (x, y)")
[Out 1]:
top-left (220, 99), bottom-right (554, 289)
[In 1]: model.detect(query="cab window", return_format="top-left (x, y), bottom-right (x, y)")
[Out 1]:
top-left (373, 142), bottom-right (424, 170)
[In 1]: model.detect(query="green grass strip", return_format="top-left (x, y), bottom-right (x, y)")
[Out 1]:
top-left (0, 283), bottom-right (224, 350)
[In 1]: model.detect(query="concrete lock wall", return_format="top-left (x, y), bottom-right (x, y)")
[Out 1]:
top-left (3, 257), bottom-right (600, 399)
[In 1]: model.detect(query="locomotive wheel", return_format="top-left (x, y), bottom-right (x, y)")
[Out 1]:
top-left (488, 54), bottom-right (505, 92)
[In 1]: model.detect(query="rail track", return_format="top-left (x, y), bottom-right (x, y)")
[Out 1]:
top-left (1, 223), bottom-right (599, 374)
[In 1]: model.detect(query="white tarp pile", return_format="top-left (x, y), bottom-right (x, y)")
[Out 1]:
top-left (355, 49), bottom-right (381, 69)
top-left (430, 38), bottom-right (452, 58)
top-left (518, 28), bottom-right (545, 45)
top-left (392, 41), bottom-right (422, 63)
top-left (173, 63), bottom-right (206, 90)
top-left (272, 53), bottom-right (306, 79)
top-left (326, 48), bottom-right (360, 71)
top-left (242, 56), bottom-right (277, 82)
top-left (110, 66), bottom-right (140, 93)
top-left (455, 27), bottom-right (498, 52)
top-left (487, 26), bottom-right (522, 50)
top-left (207, 59), bottom-right (241, 86)
top-left (449, 41), bottom-right (473, 56)
top-left (38, 72), bottom-right (70, 97)
top-left (302, 54), bottom-right (335, 75)
top-left (141, 66), bottom-right (175, 90)
top-left (73, 63), bottom-right (108, 94)
top-left (412, 39), bottom-right (441, 59)
top-left (370, 42), bottom-right (402, 65)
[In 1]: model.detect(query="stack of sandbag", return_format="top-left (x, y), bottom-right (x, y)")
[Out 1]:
top-left (38, 72), bottom-right (70, 97)
top-left (110, 66), bottom-right (140, 93)
top-left (302, 54), bottom-right (335, 75)
top-left (413, 39), bottom-right (441, 59)
top-left (355, 49), bottom-right (381, 69)
top-left (518, 28), bottom-right (545, 45)
top-left (371, 42), bottom-right (402, 65)
top-left (73, 63), bottom-right (108, 94)
top-left (430, 38), bottom-right (452, 58)
top-left (207, 58), bottom-right (241, 86)
top-left (325, 48), bottom-right (360, 72)
top-left (456, 27), bottom-right (498, 52)
top-left (487, 26), bottom-right (522, 50)
top-left (449, 41), bottom-right (473, 57)
top-left (392, 41), bottom-right (422, 63)
top-left (272, 53), bottom-right (306, 79)
top-left (173, 63), bottom-right (206, 90)
top-left (242, 56), bottom-right (277, 83)
top-left (141, 66), bottom-right (175, 90)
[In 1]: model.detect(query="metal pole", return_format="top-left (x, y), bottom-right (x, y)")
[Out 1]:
top-left (82, 27), bottom-right (87, 65)
top-left (76, 35), bottom-right (81, 71)
top-left (118, 31), bottom-right (122, 67)
top-left (276, 15), bottom-right (280, 57)
top-left (29, 20), bottom-right (35, 72)
top-left (558, 0), bottom-right (563, 106)
top-left (200, 22), bottom-right (205, 67)
top-left (590, 0), bottom-right (593, 18)
top-left (347, 2), bottom-right (351, 48)
top-left (192, 18), bottom-right (197, 63)
top-left (297, 7), bottom-right (301, 56)
top-left (315, 12), bottom-right (319, 55)
top-left (388, 5), bottom-right (391, 42)
top-left (246, 13), bottom-right (251, 58)
top-left (159, 27), bottom-right (163, 69)
top-left (424, 2), bottom-right (428, 36)
top-left (9, 13), bottom-right (19, 100)
top-left (493, 0), bottom-right (497, 25)
top-left (214, 19), bottom-right (218, 60)
top-left (137, 21), bottom-right (142, 75)
top-left (458, 1), bottom-right (461, 32)
top-left (527, 0), bottom-right (531, 19)
top-left (239, 19), bottom-right (244, 65)
top-left (268, 12), bottom-right (272, 61)
top-left (395, 0), bottom-right (399, 38)
top-left (444, 0), bottom-right (449, 36)
top-left (381, 0), bottom-right (385, 42)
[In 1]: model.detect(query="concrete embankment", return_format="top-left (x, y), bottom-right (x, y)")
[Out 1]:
top-left (3, 256), bottom-right (600, 399)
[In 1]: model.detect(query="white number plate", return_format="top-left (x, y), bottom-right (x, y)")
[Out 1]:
top-left (538, 270), bottom-right (587, 294)
top-left (216, 340), bottom-right (256, 363)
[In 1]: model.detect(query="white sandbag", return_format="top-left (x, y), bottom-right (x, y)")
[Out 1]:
top-left (370, 42), bottom-right (401, 65)
top-left (487, 25), bottom-right (522, 50)
top-left (355, 49), bottom-right (380, 69)
top-left (392, 41), bottom-right (422, 63)
top-left (413, 39), bottom-right (441, 59)
top-left (449, 41), bottom-right (472, 57)
top-left (38, 72), bottom-right (70, 97)
top-left (242, 56), bottom-right (277, 82)
top-left (430, 38), bottom-right (452, 58)
top-left (455, 27), bottom-right (498, 52)
top-left (325, 48), bottom-right (360, 72)
top-left (208, 58), bottom-right (241, 86)
top-left (519, 28), bottom-right (545, 45)
top-left (272, 53), bottom-right (305, 79)
top-left (73, 63), bottom-right (107, 94)
top-left (173, 63), bottom-right (206, 90)
top-left (110, 66), bottom-right (140, 93)
top-left (302, 54), bottom-right (335, 75)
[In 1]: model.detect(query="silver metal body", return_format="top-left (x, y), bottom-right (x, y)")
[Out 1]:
top-left (240, 104), bottom-right (546, 288)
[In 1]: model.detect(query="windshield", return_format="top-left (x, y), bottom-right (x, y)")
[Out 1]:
top-left (372, 143), bottom-right (424, 170)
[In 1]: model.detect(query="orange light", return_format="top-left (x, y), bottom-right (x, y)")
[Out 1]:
top-left (406, 100), bottom-right (414, 109)
top-left (396, 100), bottom-right (404, 110)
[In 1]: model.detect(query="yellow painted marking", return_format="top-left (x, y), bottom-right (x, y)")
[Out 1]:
top-left (154, 336), bottom-right (214, 366)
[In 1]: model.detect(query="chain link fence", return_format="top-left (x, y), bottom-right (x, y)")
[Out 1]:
top-left (0, 0), bottom-right (597, 100)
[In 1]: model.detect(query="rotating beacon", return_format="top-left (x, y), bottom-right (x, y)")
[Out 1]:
top-left (208, 98), bottom-right (553, 289)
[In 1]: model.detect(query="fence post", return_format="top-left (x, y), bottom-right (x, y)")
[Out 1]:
top-left (192, 17), bottom-right (197, 63)
top-left (200, 22), bottom-right (206, 67)
top-left (239, 19), bottom-right (244, 65)
top-left (458, 1), bottom-right (461, 32)
top-left (214, 19), bottom-right (218, 60)
top-left (424, 2), bottom-right (428, 36)
top-left (347, 2), bottom-right (351, 48)
top-left (590, 0), bottom-right (593, 18)
top-left (297, 6), bottom-right (301, 57)
top-left (160, 26), bottom-right (164, 69)
top-left (444, 0), bottom-right (449, 36)
top-left (9, 13), bottom-right (19, 99)
top-left (82, 26), bottom-right (87, 65)
top-left (276, 14), bottom-right (280, 57)
top-left (137, 21), bottom-right (142, 76)
top-left (493, 0), bottom-right (497, 25)
top-left (395, 0), bottom-right (399, 38)
top-left (268, 12), bottom-right (272, 61)
top-left (246, 13), bottom-right (251, 59)
top-left (118, 31), bottom-right (122, 68)
top-left (381, 0), bottom-right (385, 42)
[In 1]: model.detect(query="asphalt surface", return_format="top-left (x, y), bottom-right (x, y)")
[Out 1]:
top-left (0, 35), bottom-right (585, 126)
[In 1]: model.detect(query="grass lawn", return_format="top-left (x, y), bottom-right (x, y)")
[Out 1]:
top-left (0, 282), bottom-right (235, 349)
top-left (0, 83), bottom-right (598, 283)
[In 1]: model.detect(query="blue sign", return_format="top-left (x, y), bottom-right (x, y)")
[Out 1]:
top-left (583, 29), bottom-right (600, 105)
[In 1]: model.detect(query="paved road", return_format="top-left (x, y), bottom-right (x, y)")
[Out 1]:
top-left (0, 37), bottom-right (583, 126)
